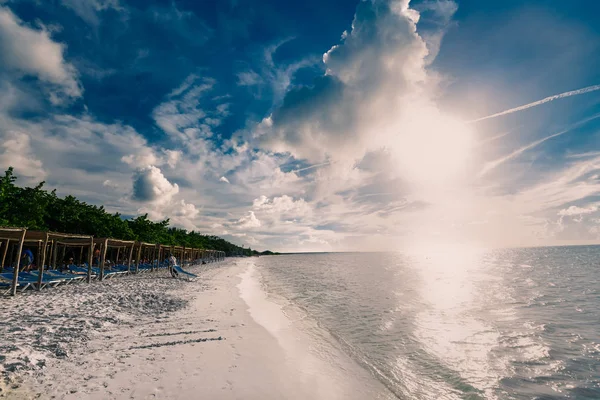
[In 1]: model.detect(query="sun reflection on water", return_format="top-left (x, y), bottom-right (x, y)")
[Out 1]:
top-left (407, 242), bottom-right (506, 399)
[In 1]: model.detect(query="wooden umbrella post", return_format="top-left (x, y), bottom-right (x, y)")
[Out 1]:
top-left (1, 239), bottom-right (9, 271)
top-left (99, 239), bottom-right (108, 281)
top-left (52, 241), bottom-right (58, 270)
top-left (87, 237), bottom-right (93, 283)
top-left (127, 243), bottom-right (134, 273)
top-left (150, 245), bottom-right (156, 272)
top-left (135, 243), bottom-right (142, 274)
top-left (115, 247), bottom-right (120, 267)
top-left (11, 229), bottom-right (27, 296)
top-left (36, 232), bottom-right (49, 290)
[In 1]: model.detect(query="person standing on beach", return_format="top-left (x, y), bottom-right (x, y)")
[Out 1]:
top-left (21, 248), bottom-right (34, 272)
top-left (168, 253), bottom-right (178, 278)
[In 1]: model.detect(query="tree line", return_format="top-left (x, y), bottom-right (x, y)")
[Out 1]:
top-left (0, 168), bottom-right (255, 256)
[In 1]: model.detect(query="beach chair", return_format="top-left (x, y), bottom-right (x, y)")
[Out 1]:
top-left (26, 271), bottom-right (66, 289)
top-left (171, 265), bottom-right (198, 281)
top-left (37, 270), bottom-right (84, 284)
top-left (69, 265), bottom-right (97, 279)
top-left (0, 273), bottom-right (32, 293)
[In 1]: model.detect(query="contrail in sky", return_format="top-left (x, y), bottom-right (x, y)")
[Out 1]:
top-left (292, 161), bottom-right (331, 173)
top-left (479, 112), bottom-right (600, 177)
top-left (469, 84), bottom-right (600, 123)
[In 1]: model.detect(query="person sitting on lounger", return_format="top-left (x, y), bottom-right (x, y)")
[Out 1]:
top-left (93, 246), bottom-right (101, 265)
top-left (167, 253), bottom-right (178, 277)
top-left (21, 248), bottom-right (34, 272)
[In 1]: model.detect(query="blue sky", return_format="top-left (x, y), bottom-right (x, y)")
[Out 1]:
top-left (1, 0), bottom-right (600, 251)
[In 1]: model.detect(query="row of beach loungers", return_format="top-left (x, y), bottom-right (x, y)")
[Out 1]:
top-left (0, 260), bottom-right (209, 295)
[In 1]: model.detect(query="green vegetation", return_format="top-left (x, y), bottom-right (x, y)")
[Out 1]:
top-left (0, 168), bottom-right (255, 256)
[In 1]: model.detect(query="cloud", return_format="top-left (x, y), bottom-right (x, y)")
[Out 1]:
top-left (122, 148), bottom-right (182, 169)
top-left (61, 0), bottom-right (123, 26)
top-left (237, 70), bottom-right (263, 86)
top-left (235, 211), bottom-right (261, 229)
top-left (558, 205), bottom-right (598, 217)
top-left (163, 149), bottom-right (182, 168)
top-left (0, 6), bottom-right (82, 103)
top-left (131, 166), bottom-right (201, 229)
top-left (102, 179), bottom-right (118, 189)
top-left (253, 195), bottom-right (310, 218)
top-left (132, 165), bottom-right (179, 203)
top-left (0, 130), bottom-right (46, 181)
top-left (253, 0), bottom-right (467, 196)
top-left (479, 113), bottom-right (600, 177)
top-left (469, 83), bottom-right (600, 123)
top-left (121, 148), bottom-right (159, 168)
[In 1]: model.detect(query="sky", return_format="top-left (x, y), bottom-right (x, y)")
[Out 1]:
top-left (1, 0), bottom-right (600, 252)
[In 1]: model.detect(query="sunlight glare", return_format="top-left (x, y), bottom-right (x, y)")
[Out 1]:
top-left (388, 102), bottom-right (475, 189)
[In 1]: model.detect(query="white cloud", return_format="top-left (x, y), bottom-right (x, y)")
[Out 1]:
top-left (0, 130), bottom-right (46, 181)
top-left (237, 70), bottom-right (263, 86)
top-left (121, 148), bottom-right (159, 168)
top-left (253, 0), bottom-right (469, 196)
top-left (152, 74), bottom-right (215, 141)
top-left (131, 166), bottom-right (201, 229)
top-left (479, 113), bottom-right (600, 177)
top-left (253, 195), bottom-right (310, 218)
top-left (469, 84), bottom-right (600, 123)
top-left (102, 179), bottom-right (118, 189)
top-left (0, 6), bottom-right (82, 103)
top-left (62, 0), bottom-right (123, 27)
top-left (132, 165), bottom-right (179, 204)
top-left (558, 205), bottom-right (598, 217)
top-left (235, 211), bottom-right (261, 229)
top-left (163, 149), bottom-right (182, 168)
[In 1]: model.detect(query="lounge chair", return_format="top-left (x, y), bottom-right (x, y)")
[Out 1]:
top-left (171, 265), bottom-right (198, 281)
top-left (69, 265), bottom-right (97, 279)
top-left (25, 271), bottom-right (66, 288)
top-left (0, 273), bottom-right (32, 293)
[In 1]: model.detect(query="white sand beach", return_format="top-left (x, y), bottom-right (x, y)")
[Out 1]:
top-left (0, 259), bottom-right (392, 400)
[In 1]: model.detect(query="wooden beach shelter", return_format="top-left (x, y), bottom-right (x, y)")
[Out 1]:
top-left (41, 232), bottom-right (94, 285)
top-left (171, 245), bottom-right (183, 262)
top-left (93, 238), bottom-right (136, 280)
top-left (0, 228), bottom-right (94, 295)
top-left (156, 244), bottom-right (171, 268)
top-left (0, 227), bottom-right (27, 295)
top-left (134, 241), bottom-right (157, 273)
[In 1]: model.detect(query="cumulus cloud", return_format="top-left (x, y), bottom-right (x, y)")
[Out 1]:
top-left (253, 0), bottom-right (469, 193)
top-left (132, 165), bottom-right (179, 203)
top-left (253, 195), bottom-right (311, 218)
top-left (0, 6), bottom-right (82, 103)
top-left (235, 211), bottom-right (261, 229)
top-left (121, 148), bottom-right (159, 168)
top-left (131, 165), bottom-right (201, 229)
top-left (0, 130), bottom-right (46, 180)
top-left (558, 205), bottom-right (598, 217)
top-left (122, 148), bottom-right (182, 169)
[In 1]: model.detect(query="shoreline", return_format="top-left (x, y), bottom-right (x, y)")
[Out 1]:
top-left (0, 259), bottom-right (393, 400)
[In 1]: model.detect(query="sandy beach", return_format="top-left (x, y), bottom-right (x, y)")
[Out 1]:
top-left (0, 259), bottom-right (392, 400)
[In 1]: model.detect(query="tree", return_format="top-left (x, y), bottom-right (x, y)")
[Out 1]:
top-left (0, 168), bottom-right (248, 255)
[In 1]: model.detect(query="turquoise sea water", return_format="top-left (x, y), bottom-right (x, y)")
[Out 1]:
top-left (254, 248), bottom-right (600, 399)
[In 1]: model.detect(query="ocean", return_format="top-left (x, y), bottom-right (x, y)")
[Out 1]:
top-left (251, 247), bottom-right (600, 400)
